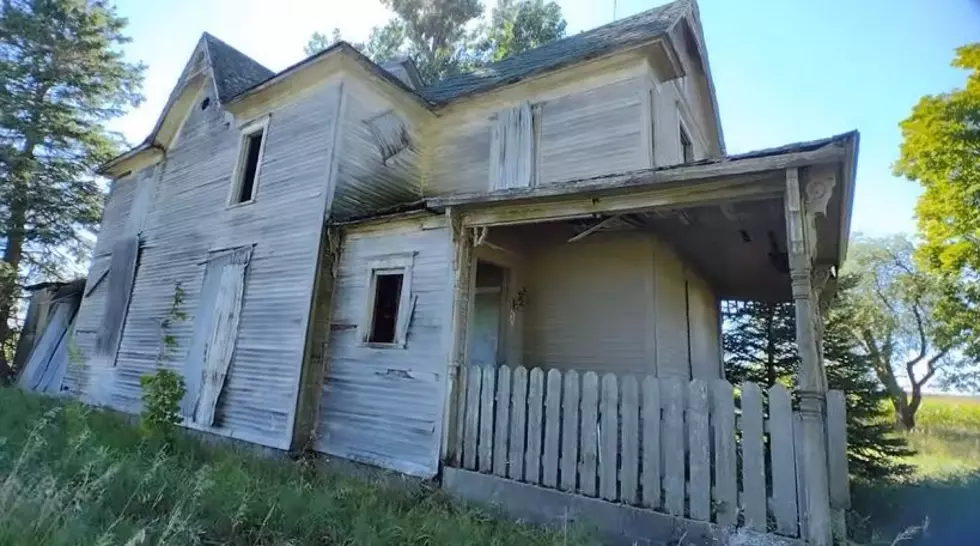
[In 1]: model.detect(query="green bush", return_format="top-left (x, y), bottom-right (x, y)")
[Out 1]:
top-left (138, 369), bottom-right (186, 441)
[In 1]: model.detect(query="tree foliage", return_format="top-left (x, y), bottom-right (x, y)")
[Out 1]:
top-left (845, 235), bottom-right (977, 429)
top-left (895, 43), bottom-right (980, 365)
top-left (0, 0), bottom-right (144, 379)
top-left (305, 0), bottom-right (566, 84)
top-left (723, 276), bottom-right (914, 481)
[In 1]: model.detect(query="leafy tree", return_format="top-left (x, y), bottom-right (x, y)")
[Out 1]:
top-left (845, 235), bottom-right (977, 429)
top-left (0, 0), bottom-right (144, 381)
top-left (476, 0), bottom-right (566, 62)
top-left (306, 0), bottom-right (566, 84)
top-left (723, 276), bottom-right (914, 481)
top-left (895, 43), bottom-right (980, 366)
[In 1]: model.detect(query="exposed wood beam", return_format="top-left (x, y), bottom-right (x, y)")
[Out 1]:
top-left (458, 177), bottom-right (782, 228)
top-left (567, 215), bottom-right (621, 243)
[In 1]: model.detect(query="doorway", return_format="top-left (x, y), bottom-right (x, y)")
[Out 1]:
top-left (468, 260), bottom-right (508, 368)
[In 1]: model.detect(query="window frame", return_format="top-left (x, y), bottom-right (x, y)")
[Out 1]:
top-left (228, 116), bottom-right (270, 208)
top-left (679, 120), bottom-right (694, 164)
top-left (359, 252), bottom-right (416, 348)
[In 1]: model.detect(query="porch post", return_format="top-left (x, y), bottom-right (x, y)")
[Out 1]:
top-left (784, 167), bottom-right (833, 545)
top-left (441, 207), bottom-right (474, 466)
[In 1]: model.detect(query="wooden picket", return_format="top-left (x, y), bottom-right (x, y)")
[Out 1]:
top-left (452, 365), bottom-right (848, 541)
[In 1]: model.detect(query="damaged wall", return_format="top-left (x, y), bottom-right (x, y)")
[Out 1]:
top-left (330, 79), bottom-right (422, 220)
top-left (315, 217), bottom-right (451, 477)
top-left (70, 75), bottom-right (342, 449)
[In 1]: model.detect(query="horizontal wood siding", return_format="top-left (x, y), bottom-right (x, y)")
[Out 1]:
top-left (427, 66), bottom-right (647, 196)
top-left (654, 242), bottom-right (689, 378)
top-left (537, 77), bottom-right (645, 185)
top-left (316, 220), bottom-right (450, 477)
top-left (71, 76), bottom-right (340, 449)
top-left (523, 232), bottom-right (653, 374)
top-left (686, 272), bottom-right (721, 380)
top-left (331, 81), bottom-right (421, 220)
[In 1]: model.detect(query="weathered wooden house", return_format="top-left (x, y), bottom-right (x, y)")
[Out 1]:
top-left (66, 1), bottom-right (858, 543)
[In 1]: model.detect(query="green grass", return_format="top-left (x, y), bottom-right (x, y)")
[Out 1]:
top-left (853, 395), bottom-right (980, 545)
top-left (0, 388), bottom-right (593, 545)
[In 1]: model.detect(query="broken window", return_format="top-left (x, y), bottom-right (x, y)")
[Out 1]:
top-left (183, 246), bottom-right (252, 425)
top-left (680, 123), bottom-right (694, 163)
top-left (369, 273), bottom-right (403, 343)
top-left (489, 101), bottom-right (535, 191)
top-left (231, 119), bottom-right (268, 205)
top-left (361, 253), bottom-right (416, 347)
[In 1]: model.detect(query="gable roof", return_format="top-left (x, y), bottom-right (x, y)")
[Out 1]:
top-left (202, 33), bottom-right (275, 103)
top-left (421, 0), bottom-right (688, 104)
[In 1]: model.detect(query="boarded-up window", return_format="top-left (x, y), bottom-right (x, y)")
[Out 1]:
top-left (183, 246), bottom-right (252, 425)
top-left (94, 236), bottom-right (140, 366)
top-left (489, 102), bottom-right (535, 190)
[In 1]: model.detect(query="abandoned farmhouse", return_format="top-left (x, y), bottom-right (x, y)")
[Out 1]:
top-left (17, 1), bottom-right (859, 544)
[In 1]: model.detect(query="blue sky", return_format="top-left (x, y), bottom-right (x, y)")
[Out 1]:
top-left (109, 0), bottom-right (980, 237)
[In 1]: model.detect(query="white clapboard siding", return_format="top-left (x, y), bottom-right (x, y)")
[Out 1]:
top-left (452, 367), bottom-right (824, 541)
top-left (74, 77), bottom-right (341, 449)
top-left (317, 222), bottom-right (451, 478)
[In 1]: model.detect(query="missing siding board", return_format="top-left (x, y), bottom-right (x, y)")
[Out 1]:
top-left (365, 110), bottom-right (411, 164)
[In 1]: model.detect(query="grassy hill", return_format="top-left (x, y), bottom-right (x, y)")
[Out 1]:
top-left (853, 394), bottom-right (980, 545)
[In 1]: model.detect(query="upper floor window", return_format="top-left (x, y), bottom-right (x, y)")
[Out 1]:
top-left (680, 123), bottom-right (694, 164)
top-left (489, 102), bottom-right (535, 191)
top-left (230, 118), bottom-right (269, 205)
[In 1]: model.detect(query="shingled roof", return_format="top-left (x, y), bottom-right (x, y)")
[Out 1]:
top-left (202, 33), bottom-right (275, 104)
top-left (420, 0), bottom-right (688, 104)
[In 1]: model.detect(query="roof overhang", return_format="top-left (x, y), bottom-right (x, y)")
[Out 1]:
top-left (429, 131), bottom-right (859, 266)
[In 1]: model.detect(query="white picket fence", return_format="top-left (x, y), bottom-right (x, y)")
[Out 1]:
top-left (453, 365), bottom-right (848, 538)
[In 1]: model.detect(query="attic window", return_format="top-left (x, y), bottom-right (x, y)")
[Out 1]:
top-left (230, 117), bottom-right (268, 205)
top-left (200, 97), bottom-right (211, 110)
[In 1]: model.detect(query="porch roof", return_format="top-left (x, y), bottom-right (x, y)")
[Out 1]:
top-left (427, 130), bottom-right (859, 268)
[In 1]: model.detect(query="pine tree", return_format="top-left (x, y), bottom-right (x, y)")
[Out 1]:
top-left (0, 0), bottom-right (145, 380)
top-left (723, 275), bottom-right (914, 481)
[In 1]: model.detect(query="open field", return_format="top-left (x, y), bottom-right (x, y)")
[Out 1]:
top-left (852, 395), bottom-right (980, 545)
top-left (0, 388), bottom-right (591, 546)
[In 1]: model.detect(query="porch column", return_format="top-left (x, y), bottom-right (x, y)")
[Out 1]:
top-left (441, 208), bottom-right (475, 466)
top-left (784, 168), bottom-right (833, 545)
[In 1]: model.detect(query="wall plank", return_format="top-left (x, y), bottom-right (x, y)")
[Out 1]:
top-left (560, 370), bottom-right (580, 492)
top-left (493, 365), bottom-right (512, 477)
top-left (740, 382), bottom-right (766, 532)
top-left (599, 373), bottom-right (619, 501)
top-left (579, 371), bottom-right (599, 497)
top-left (542, 368), bottom-right (562, 487)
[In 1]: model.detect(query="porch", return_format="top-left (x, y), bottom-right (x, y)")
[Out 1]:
top-left (434, 133), bottom-right (857, 545)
